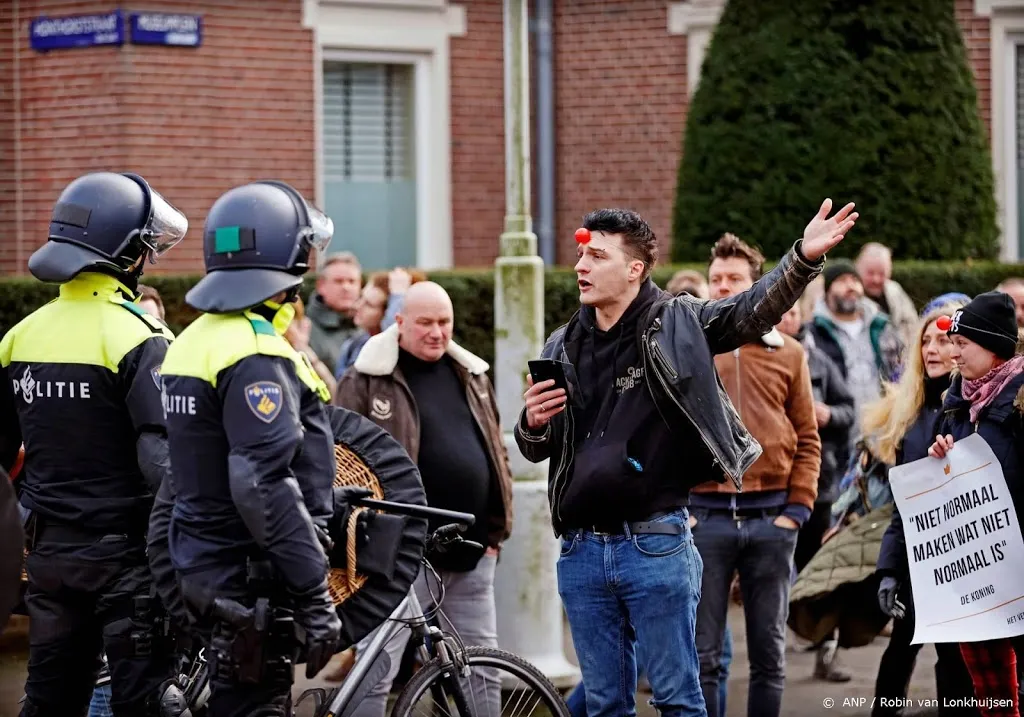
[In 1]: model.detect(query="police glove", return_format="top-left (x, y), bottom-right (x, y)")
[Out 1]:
top-left (327, 486), bottom-right (373, 557)
top-left (294, 583), bottom-right (342, 679)
top-left (877, 577), bottom-right (905, 619)
top-left (334, 486), bottom-right (372, 512)
top-left (314, 524), bottom-right (334, 554)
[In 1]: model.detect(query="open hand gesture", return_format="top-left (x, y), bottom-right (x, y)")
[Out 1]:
top-left (801, 199), bottom-right (859, 261)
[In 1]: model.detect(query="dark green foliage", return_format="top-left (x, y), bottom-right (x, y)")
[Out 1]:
top-left (4, 261), bottom-right (1023, 368)
top-left (673, 0), bottom-right (999, 262)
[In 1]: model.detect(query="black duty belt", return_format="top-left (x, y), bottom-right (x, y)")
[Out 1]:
top-left (583, 510), bottom-right (686, 536)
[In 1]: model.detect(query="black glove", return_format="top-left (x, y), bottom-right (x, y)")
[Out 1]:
top-left (293, 583), bottom-right (342, 679)
top-left (314, 524), bottom-right (334, 554)
top-left (334, 485), bottom-right (372, 513)
top-left (326, 486), bottom-right (373, 562)
top-left (877, 576), bottom-right (904, 619)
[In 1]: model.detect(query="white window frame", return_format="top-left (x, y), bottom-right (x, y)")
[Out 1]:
top-left (978, 0), bottom-right (1024, 261)
top-left (1002, 32), bottom-right (1024, 262)
top-left (668, 0), bottom-right (726, 96)
top-left (304, 1), bottom-right (466, 269)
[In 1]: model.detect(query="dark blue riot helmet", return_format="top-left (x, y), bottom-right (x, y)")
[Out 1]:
top-left (185, 181), bottom-right (334, 313)
top-left (29, 172), bottom-right (188, 284)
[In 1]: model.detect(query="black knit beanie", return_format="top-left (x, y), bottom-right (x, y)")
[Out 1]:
top-left (823, 260), bottom-right (859, 293)
top-left (947, 291), bottom-right (1019, 360)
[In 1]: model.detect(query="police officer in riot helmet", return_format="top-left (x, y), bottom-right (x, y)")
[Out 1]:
top-left (0, 172), bottom-right (187, 716)
top-left (160, 180), bottom-right (350, 715)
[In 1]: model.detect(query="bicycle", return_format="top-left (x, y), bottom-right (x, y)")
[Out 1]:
top-left (180, 497), bottom-right (570, 717)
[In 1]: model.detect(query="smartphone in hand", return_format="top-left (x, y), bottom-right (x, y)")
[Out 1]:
top-left (528, 359), bottom-right (570, 393)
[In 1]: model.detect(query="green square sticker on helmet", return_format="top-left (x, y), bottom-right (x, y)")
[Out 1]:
top-left (212, 226), bottom-right (256, 254)
top-left (213, 226), bottom-right (240, 253)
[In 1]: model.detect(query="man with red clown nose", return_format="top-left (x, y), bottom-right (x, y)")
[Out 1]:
top-left (516, 200), bottom-right (858, 717)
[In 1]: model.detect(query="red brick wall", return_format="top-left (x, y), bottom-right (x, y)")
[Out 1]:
top-left (552, 0), bottom-right (688, 266)
top-left (2, 1), bottom-right (130, 277)
top-left (449, 0), bottom-right (506, 267)
top-left (2, 0), bottom-right (314, 276)
top-left (0, 3), bottom-right (16, 274)
top-left (0, 0), bottom-right (1001, 276)
top-left (956, 0), bottom-right (992, 137)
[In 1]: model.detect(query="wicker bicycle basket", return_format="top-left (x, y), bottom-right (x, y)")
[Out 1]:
top-left (327, 441), bottom-right (385, 606)
top-left (325, 408), bottom-right (428, 648)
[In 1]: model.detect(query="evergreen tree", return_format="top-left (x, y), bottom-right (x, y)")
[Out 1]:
top-left (672, 0), bottom-right (998, 262)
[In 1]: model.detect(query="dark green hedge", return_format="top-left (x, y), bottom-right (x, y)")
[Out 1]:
top-left (673, 0), bottom-right (999, 262)
top-left (3, 261), bottom-right (1024, 370)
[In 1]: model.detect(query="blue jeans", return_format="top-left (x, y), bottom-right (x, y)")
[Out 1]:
top-left (691, 508), bottom-right (798, 717)
top-left (88, 684), bottom-right (114, 717)
top-left (558, 508), bottom-right (706, 717)
top-left (567, 628), bottom-right (731, 717)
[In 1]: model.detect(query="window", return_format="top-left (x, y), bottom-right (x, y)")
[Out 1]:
top-left (1016, 42), bottom-right (1024, 257)
top-left (322, 62), bottom-right (417, 269)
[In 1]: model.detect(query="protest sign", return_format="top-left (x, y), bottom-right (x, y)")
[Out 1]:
top-left (889, 433), bottom-right (1024, 644)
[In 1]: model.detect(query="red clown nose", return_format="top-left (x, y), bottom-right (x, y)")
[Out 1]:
top-left (935, 315), bottom-right (953, 332)
top-left (574, 228), bottom-right (591, 244)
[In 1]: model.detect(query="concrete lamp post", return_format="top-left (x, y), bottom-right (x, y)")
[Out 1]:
top-left (491, 0), bottom-right (580, 690)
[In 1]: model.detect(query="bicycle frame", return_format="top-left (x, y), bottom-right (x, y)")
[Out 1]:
top-left (318, 590), bottom-right (433, 715)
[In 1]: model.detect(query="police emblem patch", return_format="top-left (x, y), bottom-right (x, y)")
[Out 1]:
top-left (151, 365), bottom-right (162, 390)
top-left (245, 382), bottom-right (283, 423)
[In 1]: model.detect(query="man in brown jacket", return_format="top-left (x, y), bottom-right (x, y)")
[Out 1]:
top-left (334, 280), bottom-right (512, 717)
top-left (689, 233), bottom-right (822, 717)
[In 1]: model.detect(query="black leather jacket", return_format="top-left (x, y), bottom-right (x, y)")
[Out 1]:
top-left (515, 242), bottom-right (824, 537)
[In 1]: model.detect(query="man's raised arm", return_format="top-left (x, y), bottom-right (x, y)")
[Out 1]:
top-left (694, 199), bottom-right (858, 354)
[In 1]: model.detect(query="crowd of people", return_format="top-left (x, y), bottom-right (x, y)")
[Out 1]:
top-left (511, 206), bottom-right (1024, 717)
top-left (291, 209), bottom-right (1024, 715)
top-left (5, 169), bottom-right (1024, 717)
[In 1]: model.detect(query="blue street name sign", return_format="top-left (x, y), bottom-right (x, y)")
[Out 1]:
top-left (30, 10), bottom-right (125, 52)
top-left (130, 13), bottom-right (202, 47)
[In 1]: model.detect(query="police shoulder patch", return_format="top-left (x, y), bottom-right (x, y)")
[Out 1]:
top-left (245, 381), bottom-right (283, 423)
top-left (151, 365), bottom-right (163, 390)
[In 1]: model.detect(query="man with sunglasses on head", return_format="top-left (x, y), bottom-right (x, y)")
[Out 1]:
top-left (0, 172), bottom-right (186, 716)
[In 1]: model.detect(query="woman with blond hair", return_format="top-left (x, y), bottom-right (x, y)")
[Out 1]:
top-left (872, 293), bottom-right (977, 717)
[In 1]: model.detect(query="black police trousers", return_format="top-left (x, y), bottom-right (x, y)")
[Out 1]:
top-left (181, 572), bottom-right (295, 717)
top-left (204, 657), bottom-right (293, 717)
top-left (19, 530), bottom-right (174, 717)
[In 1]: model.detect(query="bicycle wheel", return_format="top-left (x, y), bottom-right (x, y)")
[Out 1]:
top-left (390, 646), bottom-right (570, 717)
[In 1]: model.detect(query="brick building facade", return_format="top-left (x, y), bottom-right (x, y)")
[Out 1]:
top-left (0, 0), bottom-right (1020, 276)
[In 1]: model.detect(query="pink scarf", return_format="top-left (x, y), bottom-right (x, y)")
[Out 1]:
top-left (962, 355), bottom-right (1024, 424)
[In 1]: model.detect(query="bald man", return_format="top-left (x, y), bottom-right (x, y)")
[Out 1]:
top-left (334, 281), bottom-right (512, 717)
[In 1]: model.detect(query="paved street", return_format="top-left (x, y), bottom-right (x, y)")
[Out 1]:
top-left (295, 604), bottom-right (940, 717)
top-left (0, 605), bottom-right (940, 716)
top-left (714, 606), bottom-right (940, 717)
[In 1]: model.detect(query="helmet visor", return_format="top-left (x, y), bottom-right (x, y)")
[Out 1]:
top-left (303, 202), bottom-right (334, 255)
top-left (145, 189), bottom-right (188, 256)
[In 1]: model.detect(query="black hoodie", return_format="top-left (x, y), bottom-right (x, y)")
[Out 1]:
top-left (557, 279), bottom-right (705, 529)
